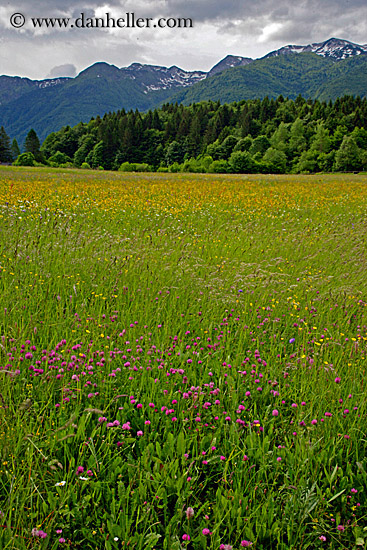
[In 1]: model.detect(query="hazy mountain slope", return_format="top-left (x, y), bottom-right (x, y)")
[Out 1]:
top-left (0, 63), bottom-right (175, 144)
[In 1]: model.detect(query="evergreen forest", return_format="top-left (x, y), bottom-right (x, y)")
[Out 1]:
top-left (2, 94), bottom-right (367, 174)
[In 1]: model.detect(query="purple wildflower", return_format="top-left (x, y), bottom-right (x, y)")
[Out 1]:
top-left (185, 507), bottom-right (194, 519)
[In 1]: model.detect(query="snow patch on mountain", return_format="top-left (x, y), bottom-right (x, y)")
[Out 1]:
top-left (264, 38), bottom-right (367, 61)
top-left (37, 78), bottom-right (70, 89)
top-left (121, 63), bottom-right (206, 92)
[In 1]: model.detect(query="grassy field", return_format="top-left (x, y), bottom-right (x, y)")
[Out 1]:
top-left (0, 166), bottom-right (366, 550)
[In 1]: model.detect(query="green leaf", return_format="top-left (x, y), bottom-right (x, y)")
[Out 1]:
top-left (145, 532), bottom-right (162, 548)
top-left (327, 488), bottom-right (346, 503)
top-left (329, 464), bottom-right (338, 484)
top-left (177, 430), bottom-right (185, 456)
top-left (156, 441), bottom-right (162, 459)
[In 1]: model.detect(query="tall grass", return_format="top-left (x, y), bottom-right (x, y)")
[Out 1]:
top-left (0, 167), bottom-right (366, 549)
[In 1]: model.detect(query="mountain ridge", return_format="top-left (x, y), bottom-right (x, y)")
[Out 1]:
top-left (264, 37), bottom-right (367, 60)
top-left (1, 37), bottom-right (367, 145)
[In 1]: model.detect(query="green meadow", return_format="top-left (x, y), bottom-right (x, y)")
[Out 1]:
top-left (0, 166), bottom-right (366, 549)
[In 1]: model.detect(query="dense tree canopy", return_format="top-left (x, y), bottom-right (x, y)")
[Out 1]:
top-left (5, 95), bottom-right (367, 173)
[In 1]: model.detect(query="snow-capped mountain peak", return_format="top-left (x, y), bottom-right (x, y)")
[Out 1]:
top-left (73, 38), bottom-right (367, 96)
top-left (121, 63), bottom-right (206, 92)
top-left (264, 37), bottom-right (367, 60)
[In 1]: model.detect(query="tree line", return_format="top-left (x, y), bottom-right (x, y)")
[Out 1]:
top-left (1, 94), bottom-right (367, 173)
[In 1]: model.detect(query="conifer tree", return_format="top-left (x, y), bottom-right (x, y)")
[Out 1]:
top-left (24, 129), bottom-right (44, 162)
top-left (0, 126), bottom-right (12, 162)
top-left (11, 138), bottom-right (20, 161)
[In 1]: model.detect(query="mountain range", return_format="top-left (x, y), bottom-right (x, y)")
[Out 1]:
top-left (1, 37), bottom-right (367, 145)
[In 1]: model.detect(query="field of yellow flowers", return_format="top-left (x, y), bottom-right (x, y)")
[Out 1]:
top-left (0, 166), bottom-right (366, 550)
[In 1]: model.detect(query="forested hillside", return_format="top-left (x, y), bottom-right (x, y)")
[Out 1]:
top-left (1, 49), bottom-right (367, 146)
top-left (3, 94), bottom-right (367, 173)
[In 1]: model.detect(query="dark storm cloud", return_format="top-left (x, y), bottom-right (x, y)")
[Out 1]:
top-left (144, 0), bottom-right (367, 24)
top-left (212, 0), bottom-right (367, 50)
top-left (5, 0), bottom-right (365, 21)
top-left (4, 0), bottom-right (367, 22)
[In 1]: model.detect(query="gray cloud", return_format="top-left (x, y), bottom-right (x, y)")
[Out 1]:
top-left (46, 63), bottom-right (77, 77)
top-left (1, 0), bottom-right (366, 78)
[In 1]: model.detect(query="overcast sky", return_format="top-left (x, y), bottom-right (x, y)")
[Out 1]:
top-left (1, 0), bottom-right (366, 80)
